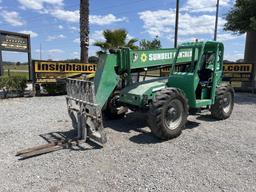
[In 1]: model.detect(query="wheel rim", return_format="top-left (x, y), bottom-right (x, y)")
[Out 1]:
top-left (164, 99), bottom-right (183, 130)
top-left (223, 92), bottom-right (232, 114)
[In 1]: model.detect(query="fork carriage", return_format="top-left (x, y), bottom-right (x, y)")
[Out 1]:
top-left (66, 78), bottom-right (107, 144)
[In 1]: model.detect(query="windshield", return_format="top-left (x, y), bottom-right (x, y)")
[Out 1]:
top-left (172, 47), bottom-right (200, 73)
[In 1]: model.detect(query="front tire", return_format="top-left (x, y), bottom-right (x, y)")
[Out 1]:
top-left (211, 84), bottom-right (234, 120)
top-left (147, 88), bottom-right (188, 140)
top-left (104, 91), bottom-right (128, 119)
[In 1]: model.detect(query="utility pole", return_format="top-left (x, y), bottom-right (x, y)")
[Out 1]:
top-left (174, 0), bottom-right (180, 48)
top-left (214, 0), bottom-right (220, 41)
top-left (80, 0), bottom-right (89, 63)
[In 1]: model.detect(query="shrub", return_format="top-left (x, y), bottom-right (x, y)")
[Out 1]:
top-left (0, 76), bottom-right (27, 98)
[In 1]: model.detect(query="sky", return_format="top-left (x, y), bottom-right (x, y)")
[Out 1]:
top-left (0, 0), bottom-right (245, 62)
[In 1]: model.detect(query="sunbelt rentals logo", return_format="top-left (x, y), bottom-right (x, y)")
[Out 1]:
top-left (141, 53), bottom-right (148, 62)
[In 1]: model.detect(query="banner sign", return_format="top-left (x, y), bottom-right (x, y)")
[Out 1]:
top-left (160, 63), bottom-right (254, 82)
top-left (223, 63), bottom-right (253, 82)
top-left (33, 60), bottom-right (96, 83)
top-left (0, 34), bottom-right (28, 52)
top-left (0, 30), bottom-right (31, 77)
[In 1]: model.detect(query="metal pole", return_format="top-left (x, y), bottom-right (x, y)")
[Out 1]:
top-left (214, 0), bottom-right (220, 41)
top-left (27, 35), bottom-right (32, 81)
top-left (174, 0), bottom-right (180, 48)
top-left (0, 49), bottom-right (2, 76)
top-left (0, 33), bottom-right (2, 76)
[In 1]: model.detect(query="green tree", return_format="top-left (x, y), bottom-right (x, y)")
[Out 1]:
top-left (88, 56), bottom-right (99, 64)
top-left (140, 36), bottom-right (161, 50)
top-left (224, 0), bottom-right (256, 63)
top-left (94, 29), bottom-right (138, 52)
top-left (61, 59), bottom-right (81, 63)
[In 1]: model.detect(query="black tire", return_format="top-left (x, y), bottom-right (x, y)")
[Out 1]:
top-left (211, 83), bottom-right (234, 120)
top-left (34, 84), bottom-right (41, 96)
top-left (104, 91), bottom-right (128, 119)
top-left (147, 88), bottom-right (188, 140)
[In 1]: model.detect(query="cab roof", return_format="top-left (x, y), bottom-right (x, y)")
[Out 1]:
top-left (179, 41), bottom-right (224, 49)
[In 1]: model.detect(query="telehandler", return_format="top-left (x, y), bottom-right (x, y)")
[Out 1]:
top-left (65, 41), bottom-right (234, 145)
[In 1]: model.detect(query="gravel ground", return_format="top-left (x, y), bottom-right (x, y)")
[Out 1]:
top-left (0, 93), bottom-right (255, 192)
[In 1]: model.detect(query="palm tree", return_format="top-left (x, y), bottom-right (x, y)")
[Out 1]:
top-left (80, 0), bottom-right (89, 63)
top-left (94, 29), bottom-right (138, 52)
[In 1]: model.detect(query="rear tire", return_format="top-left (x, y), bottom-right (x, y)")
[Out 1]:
top-left (147, 88), bottom-right (188, 140)
top-left (211, 84), bottom-right (234, 120)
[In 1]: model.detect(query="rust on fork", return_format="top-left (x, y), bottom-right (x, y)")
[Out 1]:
top-left (16, 139), bottom-right (85, 160)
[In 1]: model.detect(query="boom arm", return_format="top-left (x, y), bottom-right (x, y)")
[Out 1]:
top-left (116, 48), bottom-right (193, 74)
top-left (94, 48), bottom-right (194, 108)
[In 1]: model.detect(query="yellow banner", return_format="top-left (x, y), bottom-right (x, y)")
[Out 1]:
top-left (160, 64), bottom-right (253, 74)
top-left (223, 64), bottom-right (252, 73)
top-left (35, 61), bottom-right (96, 73)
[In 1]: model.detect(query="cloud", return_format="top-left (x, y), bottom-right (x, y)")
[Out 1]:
top-left (19, 30), bottom-right (38, 38)
top-left (48, 49), bottom-right (64, 54)
top-left (90, 30), bottom-right (105, 45)
top-left (73, 38), bottom-right (80, 44)
top-left (35, 49), bottom-right (42, 53)
top-left (73, 30), bottom-right (105, 46)
top-left (90, 14), bottom-right (127, 25)
top-left (178, 37), bottom-right (205, 43)
top-left (217, 33), bottom-right (241, 41)
top-left (18, 0), bottom-right (63, 10)
top-left (69, 26), bottom-right (79, 32)
top-left (182, 0), bottom-right (232, 12)
top-left (127, 34), bottom-right (135, 41)
top-left (47, 34), bottom-right (66, 41)
top-left (51, 9), bottom-right (127, 25)
top-left (139, 9), bottom-right (225, 37)
top-left (51, 9), bottom-right (79, 22)
top-left (35, 49), bottom-right (64, 59)
top-left (58, 25), bottom-right (63, 29)
top-left (1, 11), bottom-right (25, 26)
top-left (225, 52), bottom-right (244, 62)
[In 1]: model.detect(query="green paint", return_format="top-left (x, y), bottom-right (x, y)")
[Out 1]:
top-left (94, 54), bottom-right (119, 108)
top-left (119, 77), bottom-right (168, 106)
top-left (94, 41), bottom-right (225, 110)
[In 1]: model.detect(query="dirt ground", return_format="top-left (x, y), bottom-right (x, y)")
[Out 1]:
top-left (0, 93), bottom-right (255, 192)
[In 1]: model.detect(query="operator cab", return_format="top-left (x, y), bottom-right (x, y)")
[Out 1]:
top-left (167, 41), bottom-right (224, 108)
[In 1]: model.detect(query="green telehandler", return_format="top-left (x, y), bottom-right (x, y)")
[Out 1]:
top-left (66, 41), bottom-right (234, 145)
